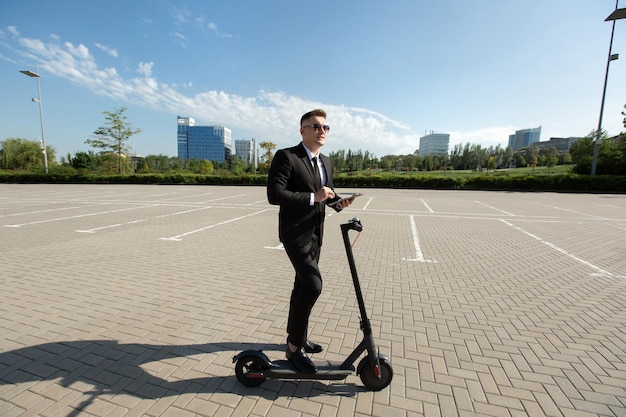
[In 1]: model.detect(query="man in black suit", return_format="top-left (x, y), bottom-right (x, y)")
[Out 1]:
top-left (267, 109), bottom-right (355, 373)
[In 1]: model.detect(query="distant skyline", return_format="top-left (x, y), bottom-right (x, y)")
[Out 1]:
top-left (1, 1), bottom-right (624, 160)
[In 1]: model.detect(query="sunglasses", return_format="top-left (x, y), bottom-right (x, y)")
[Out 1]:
top-left (302, 123), bottom-right (330, 132)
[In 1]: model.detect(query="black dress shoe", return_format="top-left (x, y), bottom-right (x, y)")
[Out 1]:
top-left (286, 347), bottom-right (318, 373)
top-left (303, 340), bottom-right (323, 354)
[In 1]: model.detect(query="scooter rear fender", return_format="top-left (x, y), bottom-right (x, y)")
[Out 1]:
top-left (232, 349), bottom-right (272, 366)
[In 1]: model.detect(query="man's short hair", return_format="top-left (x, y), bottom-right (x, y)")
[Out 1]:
top-left (300, 109), bottom-right (326, 126)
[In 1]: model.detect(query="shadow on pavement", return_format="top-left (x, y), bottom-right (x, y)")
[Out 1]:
top-left (1, 340), bottom-right (362, 416)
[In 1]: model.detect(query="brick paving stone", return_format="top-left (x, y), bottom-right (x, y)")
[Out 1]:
top-left (1, 185), bottom-right (625, 416)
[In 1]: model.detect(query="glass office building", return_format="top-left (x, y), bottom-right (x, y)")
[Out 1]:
top-left (419, 132), bottom-right (450, 156)
top-left (235, 138), bottom-right (257, 168)
top-left (177, 116), bottom-right (232, 162)
top-left (534, 137), bottom-right (581, 152)
top-left (508, 127), bottom-right (541, 151)
top-left (177, 116), bottom-right (195, 159)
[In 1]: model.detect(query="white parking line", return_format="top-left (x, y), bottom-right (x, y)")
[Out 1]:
top-left (76, 206), bottom-right (212, 233)
top-left (198, 194), bottom-right (247, 204)
top-left (420, 199), bottom-right (434, 213)
top-left (160, 209), bottom-right (270, 241)
top-left (475, 200), bottom-right (515, 216)
top-left (145, 192), bottom-right (215, 201)
top-left (3, 205), bottom-right (159, 228)
top-left (531, 202), bottom-right (612, 220)
top-left (0, 204), bottom-right (102, 219)
top-left (499, 219), bottom-right (623, 279)
top-left (403, 215), bottom-right (437, 263)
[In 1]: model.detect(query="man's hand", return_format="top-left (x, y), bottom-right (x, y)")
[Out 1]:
top-left (336, 195), bottom-right (355, 209)
top-left (314, 186), bottom-right (335, 203)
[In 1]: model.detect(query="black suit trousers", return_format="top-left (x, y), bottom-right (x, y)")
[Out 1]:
top-left (283, 230), bottom-right (323, 347)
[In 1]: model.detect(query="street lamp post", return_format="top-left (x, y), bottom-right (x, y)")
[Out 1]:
top-left (19, 65), bottom-right (48, 174)
top-left (591, 2), bottom-right (626, 175)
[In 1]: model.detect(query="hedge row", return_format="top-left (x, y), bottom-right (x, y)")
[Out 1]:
top-left (1, 172), bottom-right (625, 192)
top-left (0, 172), bottom-right (268, 185)
top-left (334, 174), bottom-right (626, 192)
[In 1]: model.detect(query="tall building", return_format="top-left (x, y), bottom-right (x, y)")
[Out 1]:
top-left (508, 127), bottom-right (541, 151)
top-left (177, 116), bottom-right (232, 162)
top-left (535, 137), bottom-right (582, 153)
top-left (419, 132), bottom-right (450, 156)
top-left (177, 116), bottom-right (195, 159)
top-left (235, 138), bottom-right (258, 168)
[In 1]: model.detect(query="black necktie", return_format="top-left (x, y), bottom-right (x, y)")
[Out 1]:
top-left (312, 157), bottom-right (321, 189)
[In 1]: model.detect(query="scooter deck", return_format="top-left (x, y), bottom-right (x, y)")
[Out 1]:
top-left (264, 359), bottom-right (355, 380)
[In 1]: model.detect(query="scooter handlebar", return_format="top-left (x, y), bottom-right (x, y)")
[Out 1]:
top-left (341, 217), bottom-right (363, 233)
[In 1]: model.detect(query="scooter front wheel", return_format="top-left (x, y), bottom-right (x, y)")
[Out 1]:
top-left (359, 357), bottom-right (393, 391)
top-left (235, 355), bottom-right (267, 387)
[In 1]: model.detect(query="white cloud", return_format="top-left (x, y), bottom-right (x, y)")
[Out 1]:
top-left (94, 43), bottom-right (118, 58)
top-left (137, 62), bottom-right (153, 77)
top-left (448, 126), bottom-right (515, 151)
top-left (8, 30), bottom-right (521, 158)
top-left (64, 41), bottom-right (90, 59)
top-left (0, 51), bottom-right (18, 65)
top-left (207, 22), bottom-right (233, 39)
top-left (172, 6), bottom-right (190, 23)
top-left (172, 31), bottom-right (188, 48)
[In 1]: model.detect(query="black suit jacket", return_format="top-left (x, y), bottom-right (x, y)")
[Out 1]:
top-left (267, 142), bottom-right (341, 247)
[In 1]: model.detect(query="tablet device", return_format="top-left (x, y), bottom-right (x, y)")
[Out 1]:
top-left (328, 193), bottom-right (363, 207)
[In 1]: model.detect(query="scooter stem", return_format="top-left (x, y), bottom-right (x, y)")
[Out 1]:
top-left (341, 218), bottom-right (371, 327)
top-left (340, 218), bottom-right (381, 376)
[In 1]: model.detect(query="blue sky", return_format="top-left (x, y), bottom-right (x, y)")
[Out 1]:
top-left (1, 0), bottom-right (625, 161)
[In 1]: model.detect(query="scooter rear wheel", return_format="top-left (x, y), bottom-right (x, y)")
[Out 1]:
top-left (235, 355), bottom-right (267, 387)
top-left (359, 357), bottom-right (393, 391)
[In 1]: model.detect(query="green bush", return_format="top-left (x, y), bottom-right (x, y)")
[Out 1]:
top-left (0, 171), bottom-right (624, 193)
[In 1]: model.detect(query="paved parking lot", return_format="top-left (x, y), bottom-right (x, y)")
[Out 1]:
top-left (1, 184), bottom-right (625, 417)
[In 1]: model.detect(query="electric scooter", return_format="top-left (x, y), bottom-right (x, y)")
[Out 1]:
top-left (233, 218), bottom-right (393, 391)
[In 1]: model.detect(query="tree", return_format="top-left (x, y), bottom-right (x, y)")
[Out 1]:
top-left (230, 155), bottom-right (246, 175)
top-left (346, 149), bottom-right (372, 172)
top-left (138, 154), bottom-right (171, 173)
top-left (571, 130), bottom-right (626, 174)
top-left (503, 146), bottom-right (514, 168)
top-left (539, 147), bottom-right (559, 172)
top-left (487, 156), bottom-right (496, 173)
top-left (137, 154), bottom-right (185, 173)
top-left (378, 157), bottom-right (392, 171)
top-left (329, 149), bottom-right (347, 172)
top-left (70, 151), bottom-right (100, 171)
top-left (0, 138), bottom-right (55, 171)
top-left (570, 134), bottom-right (595, 174)
top-left (258, 141), bottom-right (276, 173)
top-left (598, 134), bottom-right (626, 175)
top-left (449, 144), bottom-right (462, 170)
top-left (85, 107), bottom-right (141, 174)
top-left (523, 143), bottom-right (539, 174)
top-left (561, 152), bottom-right (572, 165)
